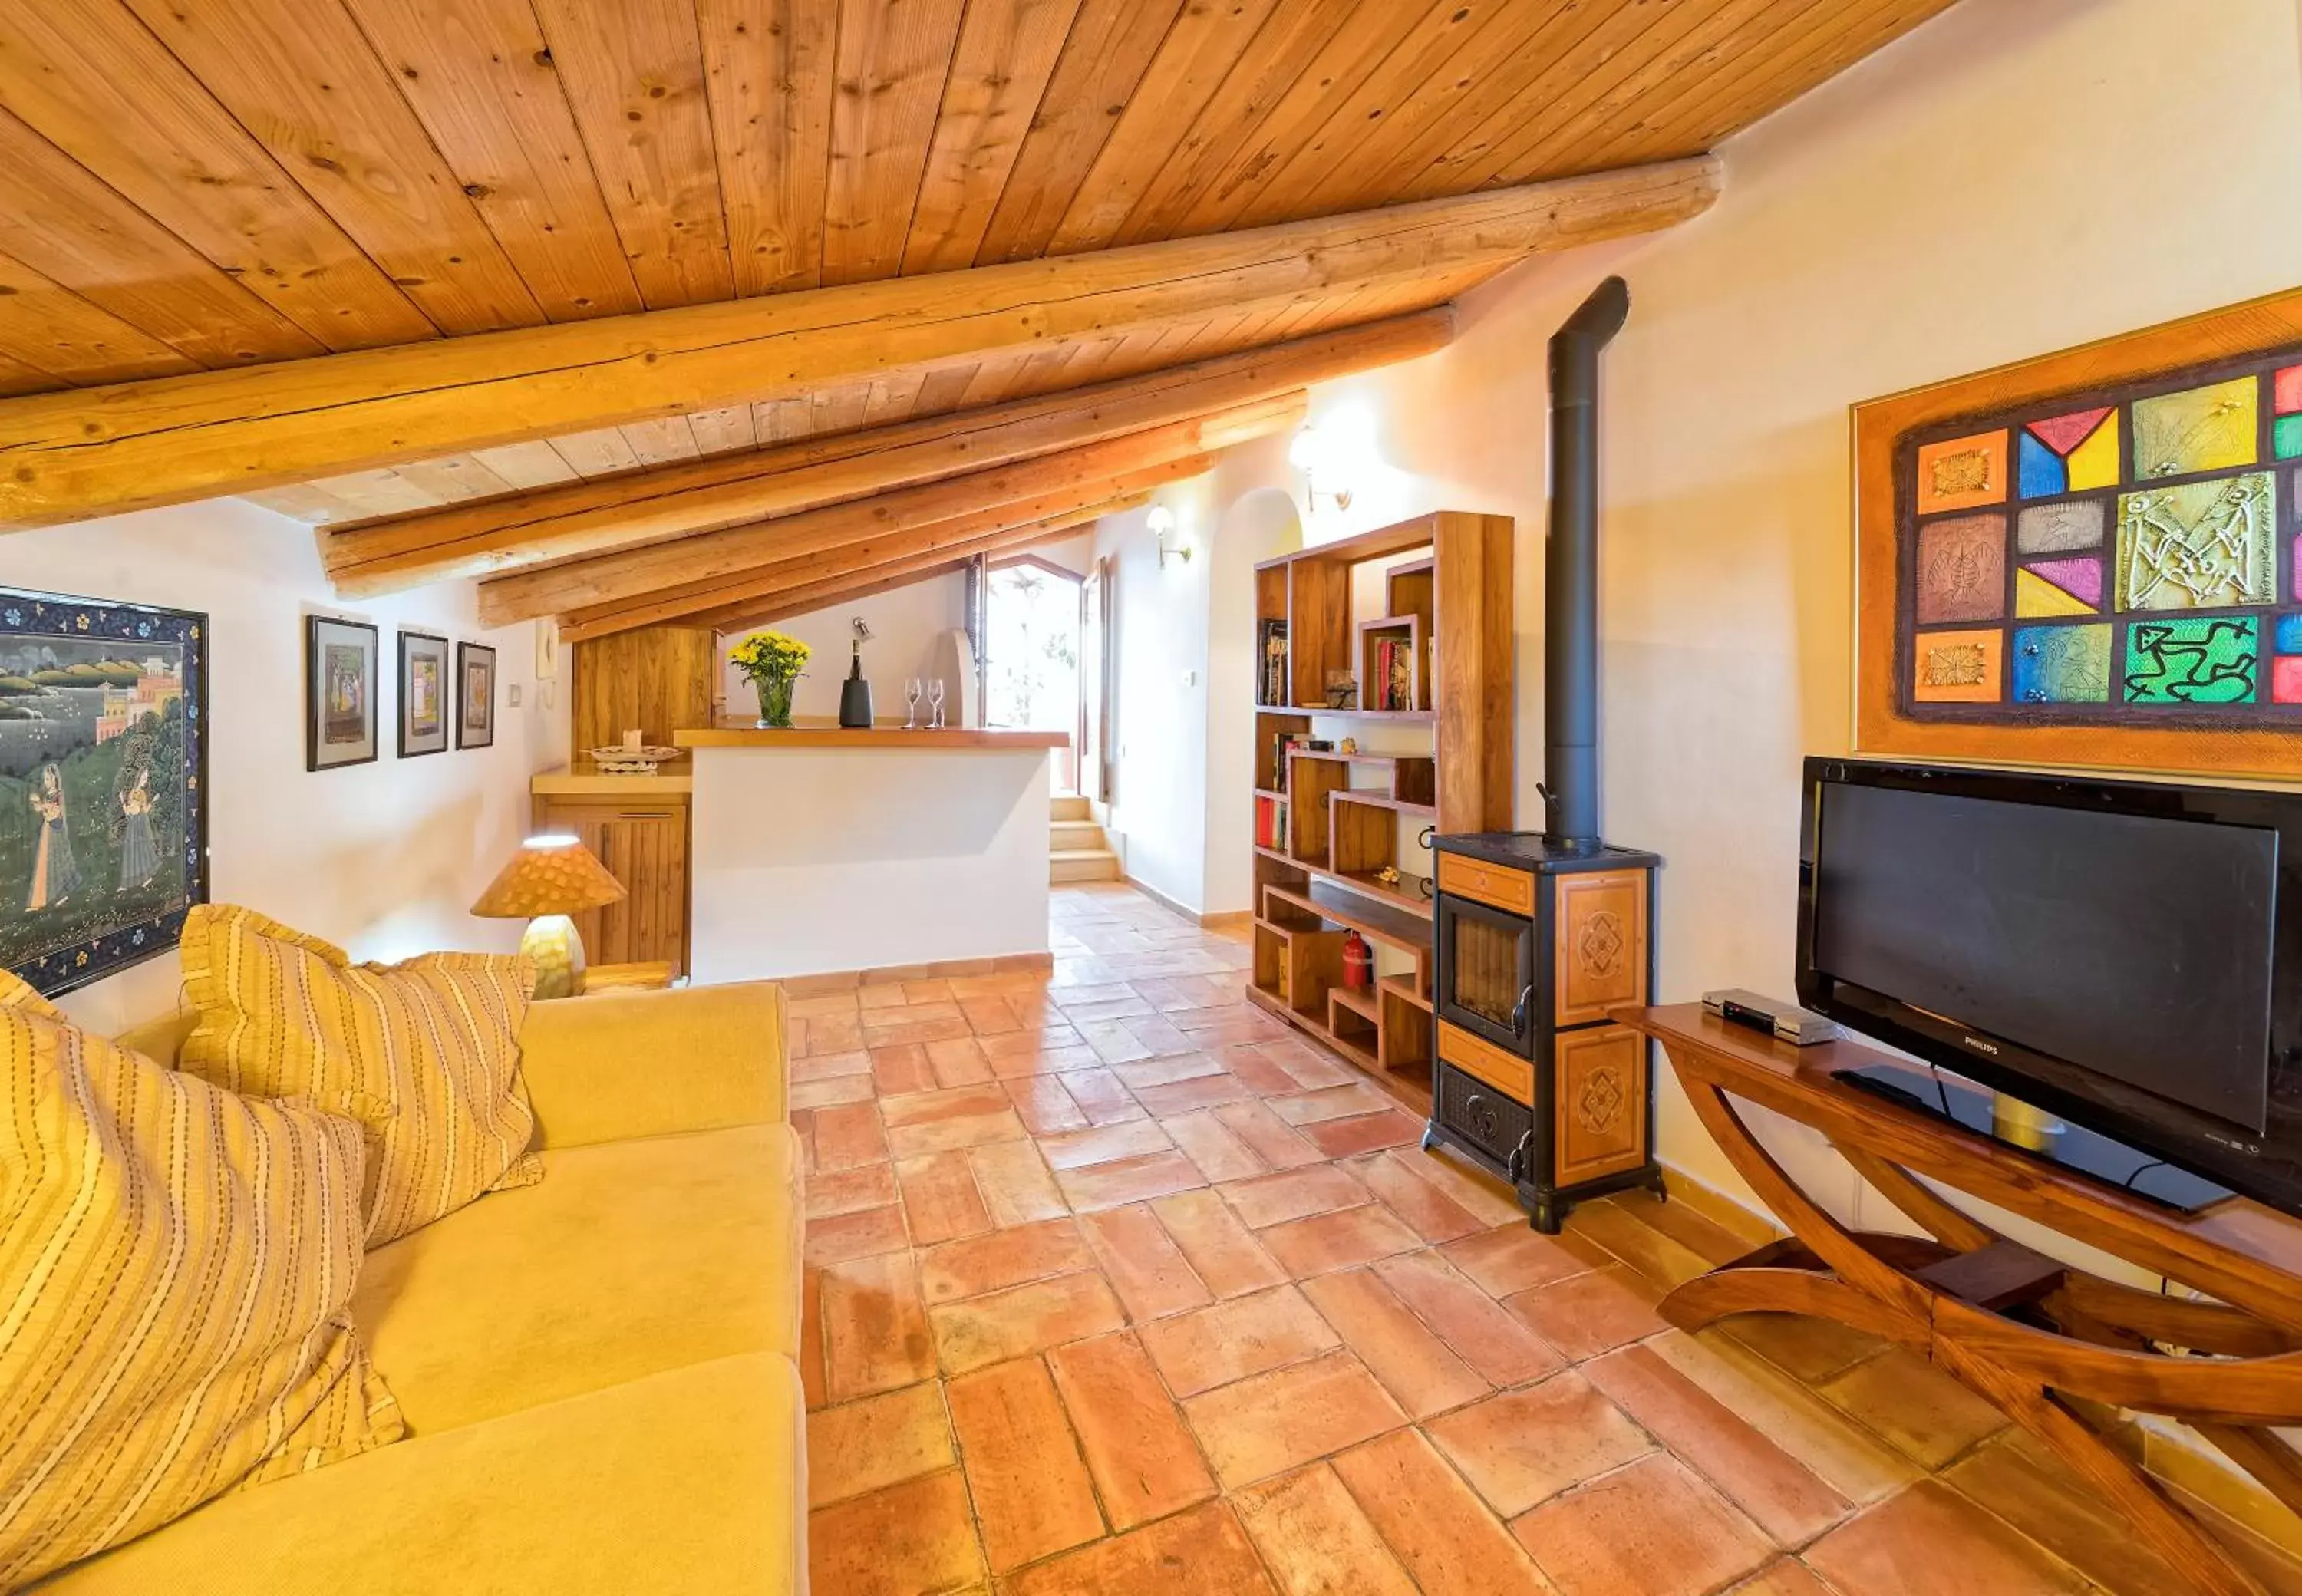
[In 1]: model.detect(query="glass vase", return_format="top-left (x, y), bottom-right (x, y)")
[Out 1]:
top-left (753, 674), bottom-right (796, 729)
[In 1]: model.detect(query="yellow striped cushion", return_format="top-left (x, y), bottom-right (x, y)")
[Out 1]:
top-left (0, 976), bottom-right (402, 1589)
top-left (176, 906), bottom-right (542, 1248)
top-left (0, 971), bottom-right (63, 1019)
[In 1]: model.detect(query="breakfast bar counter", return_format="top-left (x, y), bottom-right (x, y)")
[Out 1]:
top-left (673, 727), bottom-right (1069, 750)
top-left (671, 723), bottom-right (1069, 982)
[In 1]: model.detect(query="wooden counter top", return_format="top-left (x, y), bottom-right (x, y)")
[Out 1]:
top-left (674, 724), bottom-right (1069, 750)
top-left (530, 757), bottom-right (692, 797)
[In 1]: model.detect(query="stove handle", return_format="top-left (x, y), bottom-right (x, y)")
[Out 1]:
top-left (1510, 983), bottom-right (1533, 1039)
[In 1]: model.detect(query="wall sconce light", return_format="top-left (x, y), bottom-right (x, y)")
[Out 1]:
top-left (1288, 424), bottom-right (1354, 511)
top-left (1149, 505), bottom-right (1192, 567)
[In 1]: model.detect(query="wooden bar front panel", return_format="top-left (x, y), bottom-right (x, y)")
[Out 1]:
top-left (1553, 1024), bottom-right (1647, 1185)
top-left (1555, 868), bottom-right (1647, 1027)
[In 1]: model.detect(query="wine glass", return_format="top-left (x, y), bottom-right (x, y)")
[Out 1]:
top-left (903, 678), bottom-right (923, 730)
top-left (928, 678), bottom-right (947, 730)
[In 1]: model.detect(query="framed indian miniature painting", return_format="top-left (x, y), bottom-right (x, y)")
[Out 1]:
top-left (308, 615), bottom-right (378, 771)
top-left (457, 641), bottom-right (496, 750)
top-left (0, 588), bottom-right (209, 996)
top-left (398, 629), bottom-right (449, 758)
top-left (1855, 285), bottom-right (2302, 778)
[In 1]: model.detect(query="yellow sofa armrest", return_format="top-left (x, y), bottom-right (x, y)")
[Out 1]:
top-left (516, 981), bottom-right (787, 1150)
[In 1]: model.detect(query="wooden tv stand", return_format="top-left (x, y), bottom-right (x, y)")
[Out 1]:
top-left (1617, 1004), bottom-right (2302, 1596)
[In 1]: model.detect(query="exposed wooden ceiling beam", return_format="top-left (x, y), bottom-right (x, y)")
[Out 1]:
top-left (701, 496), bottom-right (1150, 639)
top-left (555, 453), bottom-right (1215, 643)
top-left (0, 157), bottom-right (1718, 529)
top-left (481, 393), bottom-right (1303, 627)
top-left (322, 310), bottom-right (1448, 596)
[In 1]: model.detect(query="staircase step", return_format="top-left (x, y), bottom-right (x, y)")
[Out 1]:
top-left (1050, 847), bottom-right (1121, 884)
top-left (1051, 793), bottom-right (1091, 822)
top-left (1051, 819), bottom-right (1106, 849)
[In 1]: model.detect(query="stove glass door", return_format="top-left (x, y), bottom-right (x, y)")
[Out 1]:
top-left (1437, 891), bottom-right (1535, 1052)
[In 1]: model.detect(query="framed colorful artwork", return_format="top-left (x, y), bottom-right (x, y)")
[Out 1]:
top-left (457, 641), bottom-right (496, 750)
top-left (397, 629), bottom-right (449, 758)
top-left (1855, 285), bottom-right (2302, 777)
top-left (307, 615), bottom-right (378, 771)
top-left (0, 588), bottom-right (209, 997)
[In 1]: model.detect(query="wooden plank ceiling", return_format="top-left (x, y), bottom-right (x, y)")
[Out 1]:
top-left (0, 0), bottom-right (1952, 632)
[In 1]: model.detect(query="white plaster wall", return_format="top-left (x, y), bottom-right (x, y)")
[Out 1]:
top-left (5, 498), bottom-right (561, 1034)
top-left (722, 572), bottom-right (967, 726)
top-left (1093, 480), bottom-right (1217, 910)
top-left (1202, 460), bottom-right (1307, 913)
top-left (688, 745), bottom-right (1049, 981)
top-left (719, 536), bottom-right (1096, 730)
top-left (1087, 445), bottom-right (1306, 915)
top-left (1028, 533), bottom-right (1092, 577)
top-left (1096, 0), bottom-right (2302, 1228)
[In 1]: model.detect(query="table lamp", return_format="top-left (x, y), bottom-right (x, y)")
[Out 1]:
top-left (470, 833), bottom-right (627, 998)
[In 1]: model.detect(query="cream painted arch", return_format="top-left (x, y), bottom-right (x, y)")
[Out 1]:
top-left (1201, 480), bottom-right (1308, 915)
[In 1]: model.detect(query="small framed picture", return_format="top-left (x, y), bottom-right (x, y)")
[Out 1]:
top-left (457, 641), bottom-right (496, 750)
top-left (397, 630), bottom-right (449, 757)
top-left (306, 615), bottom-right (378, 771)
top-left (534, 620), bottom-right (559, 681)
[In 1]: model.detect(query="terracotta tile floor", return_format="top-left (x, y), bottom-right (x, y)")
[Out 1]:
top-left (795, 885), bottom-right (2302, 1596)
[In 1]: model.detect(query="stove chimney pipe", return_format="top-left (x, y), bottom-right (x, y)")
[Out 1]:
top-left (1542, 275), bottom-right (1629, 852)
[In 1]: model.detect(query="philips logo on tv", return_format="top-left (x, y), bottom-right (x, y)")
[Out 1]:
top-left (1962, 1036), bottom-right (2000, 1056)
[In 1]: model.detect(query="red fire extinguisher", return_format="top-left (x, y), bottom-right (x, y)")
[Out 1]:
top-left (1341, 929), bottom-right (1374, 990)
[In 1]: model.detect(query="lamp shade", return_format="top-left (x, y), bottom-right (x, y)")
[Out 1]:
top-left (470, 835), bottom-right (627, 918)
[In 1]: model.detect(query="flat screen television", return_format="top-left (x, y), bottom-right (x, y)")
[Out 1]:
top-left (1796, 757), bottom-right (2302, 1214)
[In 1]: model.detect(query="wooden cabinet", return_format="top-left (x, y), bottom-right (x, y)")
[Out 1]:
top-left (532, 793), bottom-right (691, 976)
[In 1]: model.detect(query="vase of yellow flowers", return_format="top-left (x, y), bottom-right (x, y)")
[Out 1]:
top-left (729, 631), bottom-right (810, 728)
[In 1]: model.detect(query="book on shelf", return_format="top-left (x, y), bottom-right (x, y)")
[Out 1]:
top-left (1257, 618), bottom-right (1290, 707)
top-left (1371, 637), bottom-right (1413, 711)
top-left (1271, 730), bottom-right (1326, 794)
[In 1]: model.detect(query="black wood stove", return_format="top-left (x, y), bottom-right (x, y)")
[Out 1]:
top-left (1423, 276), bottom-right (1664, 1232)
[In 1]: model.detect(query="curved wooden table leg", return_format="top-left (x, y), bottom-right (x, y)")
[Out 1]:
top-left (1639, 1023), bottom-right (2302, 1596)
top-left (1937, 1337), bottom-right (2271, 1596)
top-left (1838, 1144), bottom-right (2001, 1252)
top-left (1661, 1265), bottom-right (1932, 1347)
top-left (1714, 1231), bottom-right (1957, 1276)
top-left (1674, 1074), bottom-right (1934, 1338)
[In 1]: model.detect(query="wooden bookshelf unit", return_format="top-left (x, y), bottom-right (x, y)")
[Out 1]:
top-left (1246, 511), bottom-right (1513, 1090)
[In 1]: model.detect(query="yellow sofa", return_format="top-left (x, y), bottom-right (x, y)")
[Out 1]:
top-left (31, 981), bottom-right (806, 1596)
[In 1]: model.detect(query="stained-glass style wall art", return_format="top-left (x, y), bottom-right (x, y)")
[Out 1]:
top-left (1892, 344), bottom-right (2302, 734)
top-left (1855, 289), bottom-right (2302, 779)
